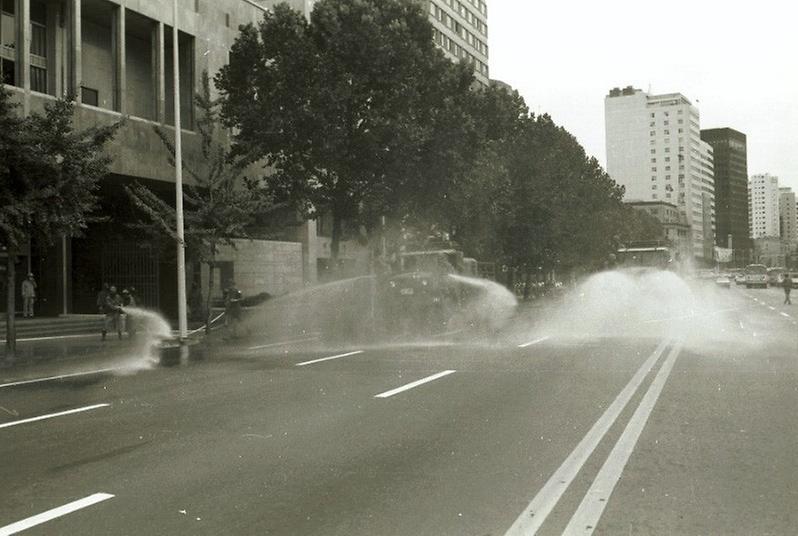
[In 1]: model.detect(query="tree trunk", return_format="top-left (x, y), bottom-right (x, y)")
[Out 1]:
top-left (330, 209), bottom-right (343, 275)
top-left (5, 247), bottom-right (16, 361)
top-left (205, 260), bottom-right (214, 336)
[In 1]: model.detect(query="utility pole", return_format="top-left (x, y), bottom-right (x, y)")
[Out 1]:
top-left (173, 0), bottom-right (188, 342)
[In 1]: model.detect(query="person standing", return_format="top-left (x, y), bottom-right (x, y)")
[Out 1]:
top-left (21, 273), bottom-right (37, 318)
top-left (783, 274), bottom-right (793, 305)
top-left (96, 283), bottom-right (110, 314)
top-left (121, 288), bottom-right (137, 337)
top-left (102, 285), bottom-right (123, 340)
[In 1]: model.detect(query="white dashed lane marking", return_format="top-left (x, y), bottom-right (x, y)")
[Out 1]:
top-left (0, 493), bottom-right (114, 535)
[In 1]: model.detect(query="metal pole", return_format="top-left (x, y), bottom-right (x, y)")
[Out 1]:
top-left (173, 0), bottom-right (188, 342)
top-left (62, 235), bottom-right (68, 315)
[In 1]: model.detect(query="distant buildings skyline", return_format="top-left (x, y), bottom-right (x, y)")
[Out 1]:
top-left (604, 86), bottom-right (715, 261)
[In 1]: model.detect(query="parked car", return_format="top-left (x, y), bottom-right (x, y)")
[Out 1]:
top-left (715, 274), bottom-right (732, 288)
top-left (734, 273), bottom-right (746, 285)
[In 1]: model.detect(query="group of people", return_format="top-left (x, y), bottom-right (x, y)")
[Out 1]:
top-left (96, 284), bottom-right (138, 340)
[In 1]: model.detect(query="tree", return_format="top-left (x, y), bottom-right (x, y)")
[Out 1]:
top-left (0, 85), bottom-right (119, 359)
top-left (126, 72), bottom-right (268, 333)
top-left (215, 0), bottom-right (478, 267)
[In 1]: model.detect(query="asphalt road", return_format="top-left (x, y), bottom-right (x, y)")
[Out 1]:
top-left (1, 279), bottom-right (796, 535)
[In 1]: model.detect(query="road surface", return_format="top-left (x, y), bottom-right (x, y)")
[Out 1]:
top-left (1, 280), bottom-right (796, 535)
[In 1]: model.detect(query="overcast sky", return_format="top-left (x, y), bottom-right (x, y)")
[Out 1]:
top-left (488, 0), bottom-right (798, 189)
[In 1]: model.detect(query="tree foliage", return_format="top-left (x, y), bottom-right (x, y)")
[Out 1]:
top-left (0, 85), bottom-right (119, 357)
top-left (216, 0), bottom-right (478, 262)
top-left (125, 72), bottom-right (268, 330)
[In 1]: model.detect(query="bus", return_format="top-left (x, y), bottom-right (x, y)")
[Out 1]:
top-left (615, 245), bottom-right (674, 270)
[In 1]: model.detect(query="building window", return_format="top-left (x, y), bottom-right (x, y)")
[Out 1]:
top-left (650, 112), bottom-right (655, 118)
top-left (665, 148), bottom-right (671, 153)
top-left (664, 120), bottom-right (669, 126)
top-left (651, 176), bottom-right (657, 181)
top-left (225, 13), bottom-right (230, 27)
top-left (30, 65), bottom-right (46, 92)
top-left (665, 157), bottom-right (671, 162)
top-left (650, 121), bottom-right (655, 127)
top-left (651, 158), bottom-right (656, 163)
top-left (82, 86), bottom-right (99, 106)
top-left (651, 167), bottom-right (657, 171)
top-left (0, 0), bottom-right (16, 87)
top-left (650, 130), bottom-right (655, 136)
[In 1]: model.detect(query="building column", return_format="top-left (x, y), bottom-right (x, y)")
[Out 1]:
top-left (153, 21), bottom-right (165, 123)
top-left (69, 0), bottom-right (81, 101)
top-left (47, 0), bottom-right (62, 96)
top-left (113, 3), bottom-right (126, 113)
top-left (18, 0), bottom-right (30, 112)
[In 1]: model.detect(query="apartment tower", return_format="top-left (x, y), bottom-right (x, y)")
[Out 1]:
top-left (425, 0), bottom-right (489, 86)
top-left (749, 174), bottom-right (780, 239)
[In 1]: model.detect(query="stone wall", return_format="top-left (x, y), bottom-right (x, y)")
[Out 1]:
top-left (204, 239), bottom-right (304, 300)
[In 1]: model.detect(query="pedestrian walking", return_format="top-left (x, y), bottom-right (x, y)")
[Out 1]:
top-left (783, 274), bottom-right (793, 305)
top-left (21, 273), bottom-right (36, 318)
top-left (102, 285), bottom-right (123, 340)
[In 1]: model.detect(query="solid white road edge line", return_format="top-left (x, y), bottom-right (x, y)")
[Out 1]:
top-left (518, 336), bottom-right (550, 348)
top-left (374, 370), bottom-right (456, 399)
top-left (0, 404), bottom-right (110, 430)
top-left (247, 336), bottom-right (319, 350)
top-left (295, 350), bottom-right (364, 367)
top-left (563, 341), bottom-right (683, 535)
top-left (0, 493), bottom-right (115, 536)
top-left (503, 338), bottom-right (670, 536)
top-left (0, 368), bottom-right (119, 389)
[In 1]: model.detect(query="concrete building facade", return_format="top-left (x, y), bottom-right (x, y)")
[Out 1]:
top-left (748, 173), bottom-right (780, 239)
top-left (605, 86), bottom-right (715, 261)
top-left (424, 0), bottom-right (488, 86)
top-left (700, 128), bottom-right (750, 261)
top-left (0, 0), bottom-right (373, 317)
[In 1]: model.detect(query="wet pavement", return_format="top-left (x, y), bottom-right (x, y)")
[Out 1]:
top-left (1, 282), bottom-right (796, 535)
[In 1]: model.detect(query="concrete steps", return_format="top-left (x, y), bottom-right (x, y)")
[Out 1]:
top-left (0, 315), bottom-right (104, 341)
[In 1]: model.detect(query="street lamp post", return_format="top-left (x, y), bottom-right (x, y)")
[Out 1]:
top-left (173, 0), bottom-right (188, 342)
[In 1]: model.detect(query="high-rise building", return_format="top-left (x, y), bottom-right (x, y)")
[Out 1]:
top-left (605, 86), bottom-right (715, 261)
top-left (425, 0), bottom-right (489, 86)
top-left (700, 128), bottom-right (750, 258)
top-left (779, 187), bottom-right (797, 243)
top-left (748, 174), bottom-right (780, 239)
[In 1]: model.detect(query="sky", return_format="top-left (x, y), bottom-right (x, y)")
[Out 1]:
top-left (488, 0), bottom-right (798, 189)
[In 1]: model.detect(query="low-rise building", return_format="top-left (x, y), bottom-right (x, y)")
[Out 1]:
top-left (626, 200), bottom-right (692, 260)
